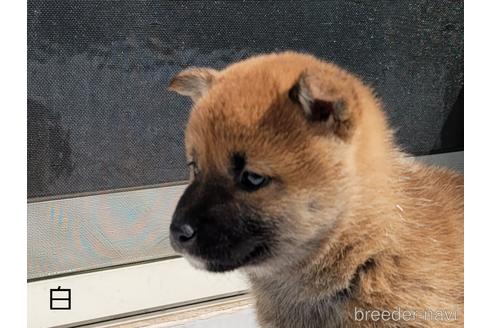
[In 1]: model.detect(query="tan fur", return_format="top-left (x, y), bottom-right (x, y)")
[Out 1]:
top-left (169, 52), bottom-right (463, 327)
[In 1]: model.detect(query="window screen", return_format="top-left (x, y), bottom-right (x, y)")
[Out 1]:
top-left (27, 0), bottom-right (463, 199)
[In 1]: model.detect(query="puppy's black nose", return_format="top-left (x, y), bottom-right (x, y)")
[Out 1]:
top-left (170, 223), bottom-right (196, 248)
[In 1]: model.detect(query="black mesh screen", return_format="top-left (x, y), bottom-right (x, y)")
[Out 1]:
top-left (27, 0), bottom-right (464, 198)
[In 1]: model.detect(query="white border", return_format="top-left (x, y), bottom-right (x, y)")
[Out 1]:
top-left (464, 2), bottom-right (491, 326)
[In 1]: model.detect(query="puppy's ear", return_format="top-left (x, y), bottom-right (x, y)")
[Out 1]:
top-left (168, 67), bottom-right (218, 102)
top-left (289, 71), bottom-right (354, 139)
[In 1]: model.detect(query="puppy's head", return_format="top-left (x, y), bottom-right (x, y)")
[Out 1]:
top-left (168, 52), bottom-right (386, 274)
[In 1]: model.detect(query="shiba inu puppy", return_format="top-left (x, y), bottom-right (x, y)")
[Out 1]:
top-left (168, 52), bottom-right (463, 327)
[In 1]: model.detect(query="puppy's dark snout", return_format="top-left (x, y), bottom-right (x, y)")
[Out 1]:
top-left (170, 222), bottom-right (196, 248)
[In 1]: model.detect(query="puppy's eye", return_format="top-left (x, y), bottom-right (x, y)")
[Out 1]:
top-left (240, 171), bottom-right (269, 191)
